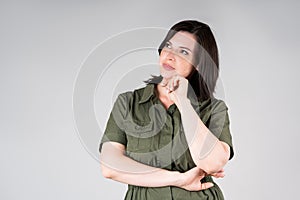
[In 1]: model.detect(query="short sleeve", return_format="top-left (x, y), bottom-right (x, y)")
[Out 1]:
top-left (208, 100), bottom-right (234, 160)
top-left (99, 93), bottom-right (132, 152)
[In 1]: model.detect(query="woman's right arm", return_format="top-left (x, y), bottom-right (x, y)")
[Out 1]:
top-left (100, 142), bottom-right (214, 191)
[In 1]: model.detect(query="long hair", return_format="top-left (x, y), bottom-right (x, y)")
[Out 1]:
top-left (146, 20), bottom-right (219, 102)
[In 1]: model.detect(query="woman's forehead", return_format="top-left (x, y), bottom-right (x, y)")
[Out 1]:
top-left (169, 31), bottom-right (197, 50)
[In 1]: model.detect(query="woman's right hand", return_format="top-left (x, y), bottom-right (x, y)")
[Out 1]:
top-left (176, 167), bottom-right (214, 191)
top-left (210, 168), bottom-right (225, 178)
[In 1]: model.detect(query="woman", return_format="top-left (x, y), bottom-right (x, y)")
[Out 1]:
top-left (100, 20), bottom-right (234, 199)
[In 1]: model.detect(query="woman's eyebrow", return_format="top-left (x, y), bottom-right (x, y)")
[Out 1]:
top-left (168, 41), bottom-right (192, 52)
top-left (179, 46), bottom-right (192, 52)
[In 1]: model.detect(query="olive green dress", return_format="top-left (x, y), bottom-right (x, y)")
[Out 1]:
top-left (100, 83), bottom-right (234, 200)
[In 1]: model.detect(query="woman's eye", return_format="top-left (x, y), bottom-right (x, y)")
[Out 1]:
top-left (181, 50), bottom-right (189, 55)
top-left (165, 43), bottom-right (171, 49)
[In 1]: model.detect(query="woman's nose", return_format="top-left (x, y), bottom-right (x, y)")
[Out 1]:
top-left (165, 50), bottom-right (176, 61)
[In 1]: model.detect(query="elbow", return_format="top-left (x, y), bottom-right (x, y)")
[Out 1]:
top-left (204, 156), bottom-right (228, 174)
top-left (101, 164), bottom-right (115, 179)
top-left (196, 149), bottom-right (230, 174)
top-left (100, 142), bottom-right (126, 179)
top-left (100, 153), bottom-right (116, 179)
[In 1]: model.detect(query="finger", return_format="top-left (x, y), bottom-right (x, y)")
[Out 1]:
top-left (198, 173), bottom-right (205, 179)
top-left (172, 75), bottom-right (180, 90)
top-left (167, 79), bottom-right (174, 92)
top-left (199, 182), bottom-right (214, 190)
top-left (166, 88), bottom-right (171, 94)
top-left (210, 168), bottom-right (224, 174)
top-left (197, 168), bottom-right (206, 175)
top-left (160, 77), bottom-right (169, 87)
top-left (211, 169), bottom-right (225, 178)
top-left (212, 173), bottom-right (225, 178)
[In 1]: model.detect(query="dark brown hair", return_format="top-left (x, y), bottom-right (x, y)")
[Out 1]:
top-left (146, 20), bottom-right (219, 101)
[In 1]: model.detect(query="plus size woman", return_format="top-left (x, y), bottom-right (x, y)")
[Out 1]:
top-left (99, 20), bottom-right (234, 200)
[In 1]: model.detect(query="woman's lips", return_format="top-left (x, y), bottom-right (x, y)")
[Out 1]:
top-left (162, 63), bottom-right (175, 71)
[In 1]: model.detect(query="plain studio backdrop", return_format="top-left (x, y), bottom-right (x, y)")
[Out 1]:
top-left (1, 0), bottom-right (299, 199)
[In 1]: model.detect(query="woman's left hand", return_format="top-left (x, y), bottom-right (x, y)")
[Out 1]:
top-left (161, 75), bottom-right (189, 108)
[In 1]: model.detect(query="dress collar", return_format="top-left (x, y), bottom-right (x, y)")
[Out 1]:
top-left (138, 84), bottom-right (155, 104)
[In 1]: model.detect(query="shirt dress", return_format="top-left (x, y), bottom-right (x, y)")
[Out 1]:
top-left (100, 83), bottom-right (234, 200)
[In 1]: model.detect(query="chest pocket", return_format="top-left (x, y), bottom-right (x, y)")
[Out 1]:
top-left (124, 121), bottom-right (155, 153)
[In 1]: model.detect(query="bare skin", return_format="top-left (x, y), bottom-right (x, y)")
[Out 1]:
top-left (101, 142), bottom-right (215, 191)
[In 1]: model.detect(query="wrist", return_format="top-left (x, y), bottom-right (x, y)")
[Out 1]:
top-left (172, 171), bottom-right (184, 187)
top-left (177, 98), bottom-right (191, 112)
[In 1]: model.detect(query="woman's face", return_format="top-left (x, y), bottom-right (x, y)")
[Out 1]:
top-left (159, 31), bottom-right (197, 79)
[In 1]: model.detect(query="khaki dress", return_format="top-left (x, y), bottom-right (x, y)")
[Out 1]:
top-left (100, 83), bottom-right (234, 200)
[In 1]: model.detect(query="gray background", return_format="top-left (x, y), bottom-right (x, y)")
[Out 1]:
top-left (1, 0), bottom-right (299, 199)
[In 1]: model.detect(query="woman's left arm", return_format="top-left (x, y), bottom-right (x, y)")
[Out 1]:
top-left (164, 76), bottom-right (231, 174)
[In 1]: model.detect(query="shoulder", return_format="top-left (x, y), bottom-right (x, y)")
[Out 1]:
top-left (111, 85), bottom-right (152, 120)
top-left (114, 85), bottom-right (150, 105)
top-left (117, 85), bottom-right (148, 97)
top-left (210, 98), bottom-right (228, 112)
top-left (199, 98), bottom-right (229, 115)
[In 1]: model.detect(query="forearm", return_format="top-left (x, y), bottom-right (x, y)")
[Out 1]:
top-left (178, 99), bottom-right (230, 174)
top-left (100, 142), bottom-right (181, 187)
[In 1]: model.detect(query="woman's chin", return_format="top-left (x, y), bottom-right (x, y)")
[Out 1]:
top-left (161, 71), bottom-right (176, 79)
